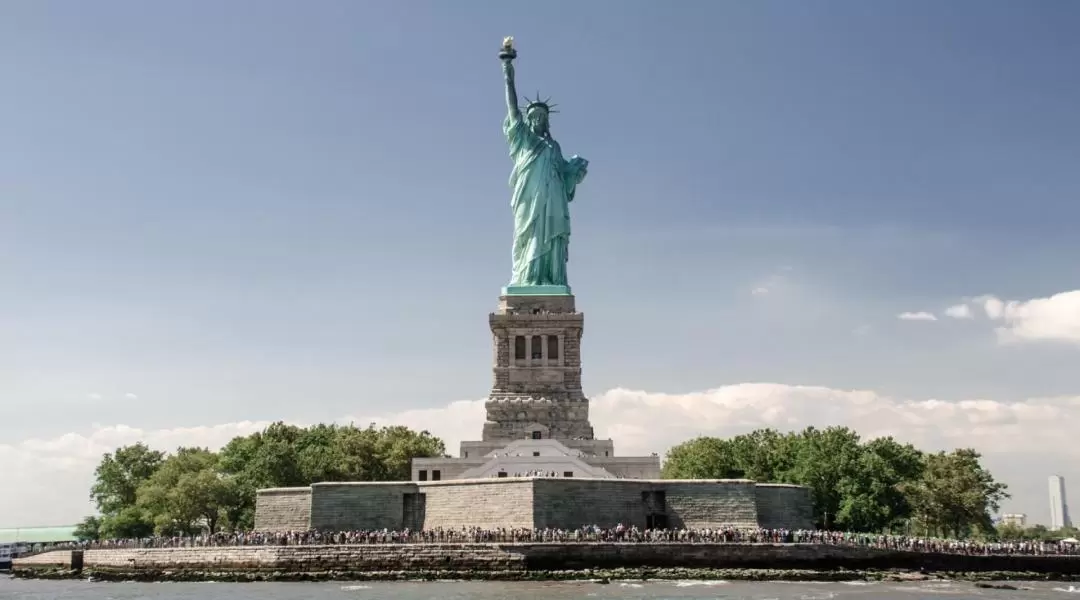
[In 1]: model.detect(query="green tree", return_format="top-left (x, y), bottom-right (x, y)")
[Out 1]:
top-left (73, 515), bottom-right (102, 541)
top-left (729, 429), bottom-right (798, 483)
top-left (89, 442), bottom-right (165, 538)
top-left (88, 423), bottom-right (449, 535)
top-left (787, 426), bottom-right (864, 530)
top-left (99, 505), bottom-right (155, 539)
top-left (370, 425), bottom-right (447, 480)
top-left (90, 442), bottom-right (165, 514)
top-left (216, 422), bottom-right (445, 530)
top-left (1059, 525), bottom-right (1080, 540)
top-left (906, 449), bottom-right (1009, 538)
top-left (136, 447), bottom-right (234, 535)
top-left (662, 437), bottom-right (745, 479)
top-left (663, 430), bottom-right (803, 482)
top-left (996, 522), bottom-right (1027, 540)
top-left (1025, 524), bottom-right (1052, 540)
top-left (663, 427), bottom-right (914, 532)
top-left (998, 523), bottom-right (1078, 542)
top-left (836, 437), bottom-right (924, 533)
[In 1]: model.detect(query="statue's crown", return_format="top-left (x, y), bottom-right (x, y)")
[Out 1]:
top-left (523, 92), bottom-right (558, 114)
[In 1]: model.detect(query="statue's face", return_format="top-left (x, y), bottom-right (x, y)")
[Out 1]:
top-left (527, 108), bottom-right (549, 134)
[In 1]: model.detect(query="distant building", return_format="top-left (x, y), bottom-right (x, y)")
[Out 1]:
top-left (0, 525), bottom-right (78, 546)
top-left (1001, 513), bottom-right (1027, 528)
top-left (1049, 475), bottom-right (1072, 531)
top-left (0, 526), bottom-right (78, 568)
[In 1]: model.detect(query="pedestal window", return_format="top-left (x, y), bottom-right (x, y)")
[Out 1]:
top-left (547, 335), bottom-right (559, 361)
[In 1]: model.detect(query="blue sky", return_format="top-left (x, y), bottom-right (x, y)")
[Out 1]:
top-left (2, 0), bottom-right (1080, 526)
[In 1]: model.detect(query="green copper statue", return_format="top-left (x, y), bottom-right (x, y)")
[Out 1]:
top-left (499, 37), bottom-right (588, 295)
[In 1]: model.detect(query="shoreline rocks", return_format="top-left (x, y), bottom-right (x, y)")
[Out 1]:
top-left (13, 566), bottom-right (1080, 583)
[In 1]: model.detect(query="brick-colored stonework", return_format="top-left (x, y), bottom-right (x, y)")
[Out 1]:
top-left (15, 544), bottom-right (522, 573)
top-left (309, 483), bottom-right (415, 531)
top-left (424, 291), bottom-right (663, 481)
top-left (663, 481), bottom-right (760, 528)
top-left (422, 480), bottom-right (534, 529)
top-left (254, 488), bottom-right (311, 531)
top-left (10, 551), bottom-right (72, 568)
top-left (254, 477), bottom-right (804, 532)
top-left (530, 479), bottom-right (759, 529)
top-left (406, 289), bottom-right (665, 481)
top-left (531, 479), bottom-right (646, 528)
top-left (485, 294), bottom-right (593, 442)
top-left (755, 484), bottom-right (815, 530)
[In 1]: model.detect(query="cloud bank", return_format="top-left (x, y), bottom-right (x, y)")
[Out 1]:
top-left (904, 288), bottom-right (1080, 346)
top-left (977, 291), bottom-right (1080, 345)
top-left (3, 384), bottom-right (1078, 529)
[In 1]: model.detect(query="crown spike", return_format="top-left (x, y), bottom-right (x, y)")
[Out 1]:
top-left (523, 91), bottom-right (558, 115)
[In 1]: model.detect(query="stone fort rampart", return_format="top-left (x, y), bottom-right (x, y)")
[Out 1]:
top-left (253, 477), bottom-right (814, 532)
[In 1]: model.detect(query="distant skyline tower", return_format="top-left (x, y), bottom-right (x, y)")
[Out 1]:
top-left (1049, 475), bottom-right (1071, 531)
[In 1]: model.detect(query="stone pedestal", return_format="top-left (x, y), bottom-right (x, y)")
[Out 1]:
top-left (484, 293), bottom-right (595, 442)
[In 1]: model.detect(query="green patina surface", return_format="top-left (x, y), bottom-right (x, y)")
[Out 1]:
top-left (499, 37), bottom-right (588, 292)
top-left (0, 526), bottom-right (78, 544)
top-left (502, 284), bottom-right (572, 296)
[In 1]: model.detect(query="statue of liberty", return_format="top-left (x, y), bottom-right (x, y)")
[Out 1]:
top-left (499, 37), bottom-right (588, 294)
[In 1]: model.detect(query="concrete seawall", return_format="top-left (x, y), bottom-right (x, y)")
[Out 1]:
top-left (13, 544), bottom-right (1080, 582)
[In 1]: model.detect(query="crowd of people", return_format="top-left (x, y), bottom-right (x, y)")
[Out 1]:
top-left (32, 526), bottom-right (1080, 556)
top-left (494, 470), bottom-right (568, 478)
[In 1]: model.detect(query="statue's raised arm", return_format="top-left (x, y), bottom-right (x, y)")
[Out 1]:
top-left (499, 37), bottom-right (521, 121)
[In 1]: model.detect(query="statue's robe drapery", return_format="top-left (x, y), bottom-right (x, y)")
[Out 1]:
top-left (503, 113), bottom-right (587, 287)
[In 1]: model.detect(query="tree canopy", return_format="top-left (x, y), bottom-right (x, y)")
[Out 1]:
top-left (997, 523), bottom-right (1078, 542)
top-left (662, 426), bottom-right (1009, 537)
top-left (78, 422), bottom-right (445, 538)
top-left (78, 420), bottom-right (1012, 540)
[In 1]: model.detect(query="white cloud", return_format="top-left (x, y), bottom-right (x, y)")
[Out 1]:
top-left (87, 393), bottom-right (102, 401)
top-left (0, 420), bottom-right (275, 528)
top-left (946, 291), bottom-right (1080, 345)
top-left (897, 311), bottom-right (937, 321)
top-left (944, 304), bottom-right (974, 319)
top-left (124, 393), bottom-right (138, 401)
top-left (751, 287), bottom-right (769, 296)
top-left (983, 297), bottom-right (1005, 320)
top-left (2, 385), bottom-right (1078, 528)
top-left (983, 290), bottom-right (1080, 345)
